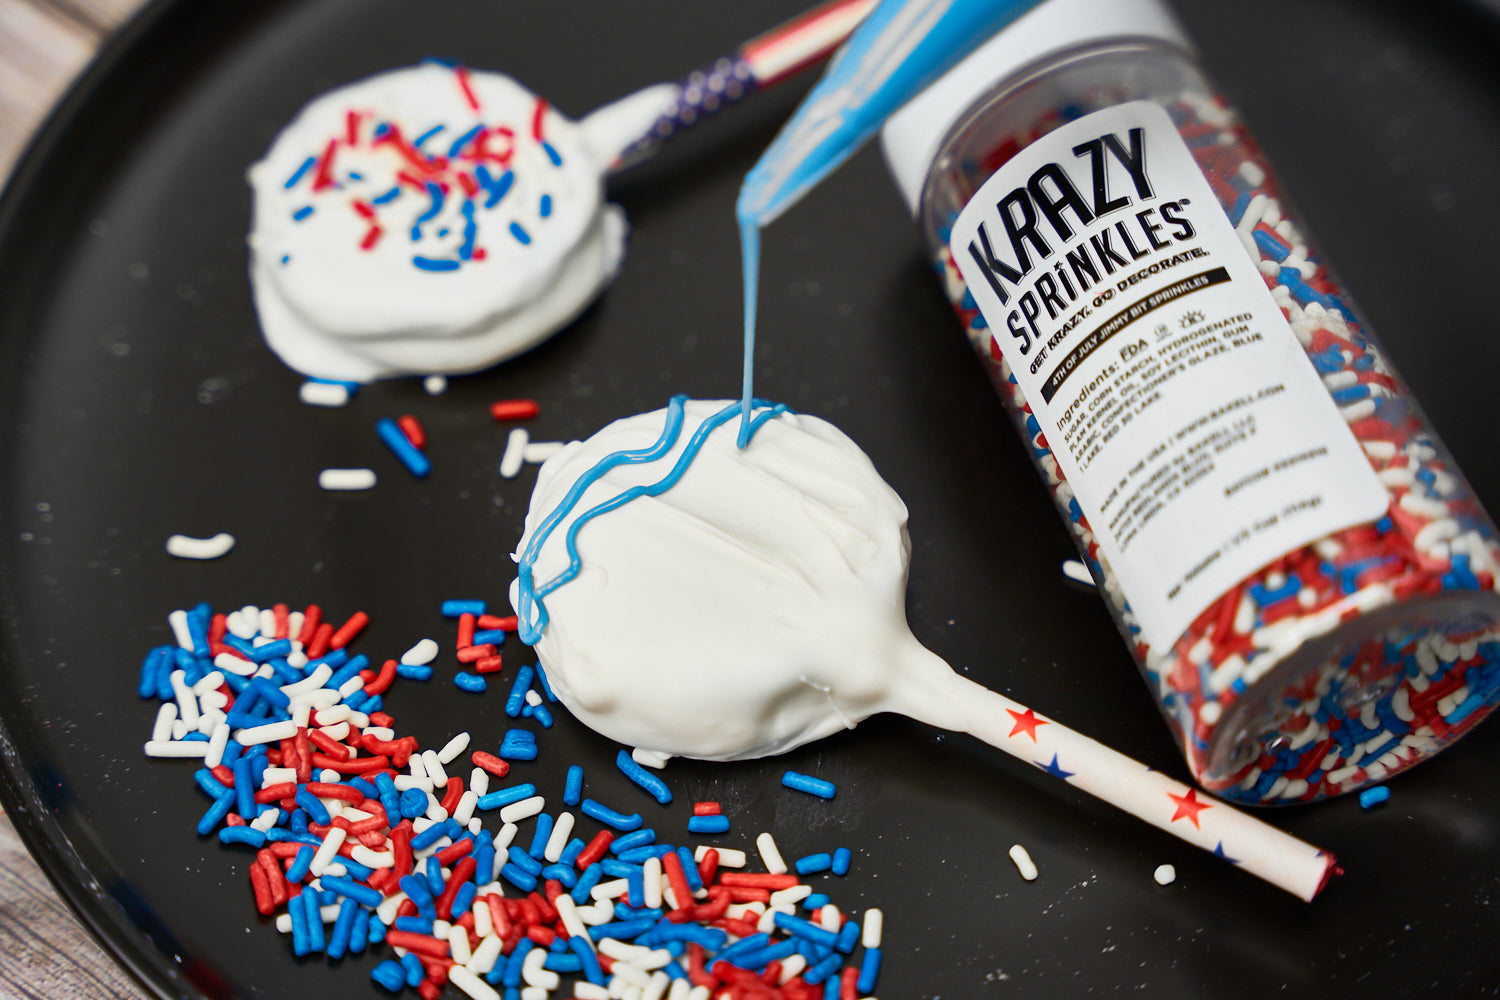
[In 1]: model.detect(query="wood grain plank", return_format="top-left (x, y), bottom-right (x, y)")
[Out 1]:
top-left (0, 809), bottom-right (149, 1000)
top-left (0, 0), bottom-right (102, 181)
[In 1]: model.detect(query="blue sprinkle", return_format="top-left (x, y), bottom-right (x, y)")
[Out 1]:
top-left (781, 771), bottom-right (837, 799)
top-left (285, 845), bottom-right (315, 883)
top-left (609, 829), bottom-right (656, 854)
top-left (443, 599), bottom-right (487, 617)
top-left (499, 729), bottom-right (538, 760)
top-left (472, 628), bottom-right (507, 645)
top-left (454, 671), bottom-right (487, 692)
top-left (541, 141), bottom-right (563, 167)
top-left (411, 181), bottom-right (446, 241)
top-left (530, 813), bottom-right (556, 857)
top-left (394, 914), bottom-right (433, 935)
top-left (580, 798), bottom-right (643, 831)
top-left (197, 792), bottom-right (236, 836)
top-left (501, 862), bottom-right (539, 891)
top-left (795, 852), bottom-right (832, 875)
top-left (217, 826), bottom-right (265, 848)
top-left (616, 750), bottom-right (672, 804)
top-left (447, 124), bottom-right (485, 158)
top-left (539, 193), bottom-right (552, 218)
top-left (413, 124), bottom-right (446, 149)
top-left (376, 417), bottom-right (432, 478)
top-left (412, 256), bottom-right (461, 272)
top-left (479, 167), bottom-right (514, 208)
top-left (804, 893), bottom-right (830, 910)
top-left (1359, 785), bottom-right (1390, 810)
top-left (506, 665), bottom-right (535, 717)
top-left (508, 846), bottom-right (544, 875)
top-left (396, 662), bottom-right (434, 681)
top-left (284, 156), bottom-right (316, 189)
top-left (477, 783), bottom-right (537, 811)
top-left (459, 198), bottom-right (478, 260)
top-left (371, 186), bottom-right (401, 205)
top-left (831, 846), bottom-right (852, 875)
top-left (687, 814), bottom-right (730, 835)
top-left (371, 959), bottom-right (405, 992)
top-left (327, 896), bottom-right (359, 959)
top-left (400, 951), bottom-right (424, 986)
top-left (858, 947), bottom-right (883, 994)
top-left (563, 765), bottom-right (584, 806)
top-left (509, 221), bottom-right (532, 244)
top-left (292, 205), bottom-right (314, 222)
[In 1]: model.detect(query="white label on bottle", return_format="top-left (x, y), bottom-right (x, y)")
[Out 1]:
top-left (950, 101), bottom-right (1387, 650)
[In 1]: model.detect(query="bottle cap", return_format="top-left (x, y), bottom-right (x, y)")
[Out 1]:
top-left (879, 0), bottom-right (1192, 215)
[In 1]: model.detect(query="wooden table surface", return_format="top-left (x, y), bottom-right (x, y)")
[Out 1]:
top-left (2, 5), bottom-right (155, 998)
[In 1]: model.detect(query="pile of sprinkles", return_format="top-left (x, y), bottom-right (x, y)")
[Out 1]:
top-left (139, 601), bottom-right (885, 999)
top-left (276, 60), bottom-right (567, 275)
top-left (935, 88), bottom-right (1500, 804)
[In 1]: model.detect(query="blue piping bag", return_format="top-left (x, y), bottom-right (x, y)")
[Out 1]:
top-left (734, 0), bottom-right (1046, 442)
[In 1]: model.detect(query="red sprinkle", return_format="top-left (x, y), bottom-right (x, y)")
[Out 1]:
top-left (397, 415), bottom-right (426, 450)
top-left (471, 751), bottom-right (510, 778)
top-left (692, 801), bottom-right (722, 816)
top-left (474, 654), bottom-right (505, 674)
top-left (477, 614), bottom-right (519, 632)
top-left (297, 604), bottom-right (322, 646)
top-left (454, 66), bottom-right (481, 112)
top-left (456, 643), bottom-right (496, 663)
top-left (530, 96), bottom-right (548, 141)
top-left (489, 399), bottom-right (540, 422)
top-left (329, 611), bottom-right (369, 650)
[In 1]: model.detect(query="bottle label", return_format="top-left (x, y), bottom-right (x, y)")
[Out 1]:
top-left (950, 101), bottom-right (1387, 650)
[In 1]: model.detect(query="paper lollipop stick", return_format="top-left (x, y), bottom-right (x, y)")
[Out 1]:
top-left (601, 0), bottom-right (878, 171)
top-left (513, 398), bottom-right (1337, 903)
top-left (900, 661), bottom-right (1335, 901)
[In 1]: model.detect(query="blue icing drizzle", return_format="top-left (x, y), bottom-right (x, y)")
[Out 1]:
top-left (514, 396), bottom-right (788, 645)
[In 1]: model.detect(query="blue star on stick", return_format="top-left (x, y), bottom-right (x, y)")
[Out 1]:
top-left (1037, 753), bottom-right (1075, 781)
top-left (1214, 842), bottom-right (1241, 865)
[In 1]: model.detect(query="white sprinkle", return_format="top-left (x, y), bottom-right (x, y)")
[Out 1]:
top-left (500, 795), bottom-right (545, 823)
top-left (424, 374), bottom-right (448, 395)
top-left (236, 720), bottom-right (299, 745)
top-left (631, 747), bottom-right (670, 769)
top-left (168, 609), bottom-right (194, 651)
top-left (1061, 558), bottom-right (1093, 586)
top-left (500, 427), bottom-right (529, 478)
top-left (545, 811), bottom-right (575, 863)
top-left (862, 907), bottom-right (884, 948)
top-left (468, 934), bottom-right (503, 976)
top-left (151, 703), bottom-right (177, 743)
top-left (453, 791), bottom-right (478, 827)
top-left (523, 441), bottom-right (564, 463)
top-left (204, 722), bottom-right (231, 768)
top-left (423, 749), bottom-right (450, 786)
top-left (308, 826), bottom-right (347, 878)
top-left (299, 380), bottom-right (351, 407)
top-left (448, 923), bottom-right (473, 966)
top-left (470, 768), bottom-right (490, 798)
top-left (318, 467), bottom-right (377, 491)
top-left (143, 739), bottom-right (209, 758)
top-left (401, 638), bottom-right (440, 665)
top-left (522, 942), bottom-right (560, 989)
top-left (214, 651), bottom-right (256, 676)
top-left (695, 845), bottom-right (745, 867)
top-left (1008, 843), bottom-right (1038, 881)
top-left (756, 832), bottom-right (787, 875)
top-left (165, 532), bottom-right (236, 560)
top-left (1154, 864), bottom-right (1177, 885)
top-left (438, 732), bottom-right (471, 764)
top-left (447, 964), bottom-right (498, 1000)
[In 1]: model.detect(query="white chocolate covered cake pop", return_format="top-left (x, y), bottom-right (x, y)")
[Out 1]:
top-left (246, 62), bottom-right (674, 382)
top-left (510, 397), bottom-right (1337, 900)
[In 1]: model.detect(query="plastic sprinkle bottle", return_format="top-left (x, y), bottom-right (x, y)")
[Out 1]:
top-left (880, 0), bottom-right (1500, 804)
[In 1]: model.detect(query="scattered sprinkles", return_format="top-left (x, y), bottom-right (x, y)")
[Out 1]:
top-left (139, 601), bottom-right (888, 999)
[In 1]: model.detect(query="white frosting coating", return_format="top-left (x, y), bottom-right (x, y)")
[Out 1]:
top-left (510, 400), bottom-right (962, 760)
top-left (246, 64), bottom-right (676, 382)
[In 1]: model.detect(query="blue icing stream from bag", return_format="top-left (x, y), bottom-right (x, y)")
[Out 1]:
top-left (735, 0), bottom-right (1046, 444)
top-left (519, 0), bottom-right (1045, 632)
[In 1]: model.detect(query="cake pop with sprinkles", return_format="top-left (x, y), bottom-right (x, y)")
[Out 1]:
top-left (247, 60), bottom-right (674, 382)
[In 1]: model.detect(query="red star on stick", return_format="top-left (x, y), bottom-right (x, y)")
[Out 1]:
top-left (1167, 788), bottom-right (1212, 828)
top-left (1006, 708), bottom-right (1047, 742)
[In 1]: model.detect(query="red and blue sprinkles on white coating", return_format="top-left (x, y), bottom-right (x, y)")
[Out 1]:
top-left (280, 61), bottom-right (564, 275)
top-left (139, 601), bottom-right (884, 999)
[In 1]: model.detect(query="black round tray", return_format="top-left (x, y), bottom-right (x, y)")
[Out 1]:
top-left (3, 1), bottom-right (1499, 997)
